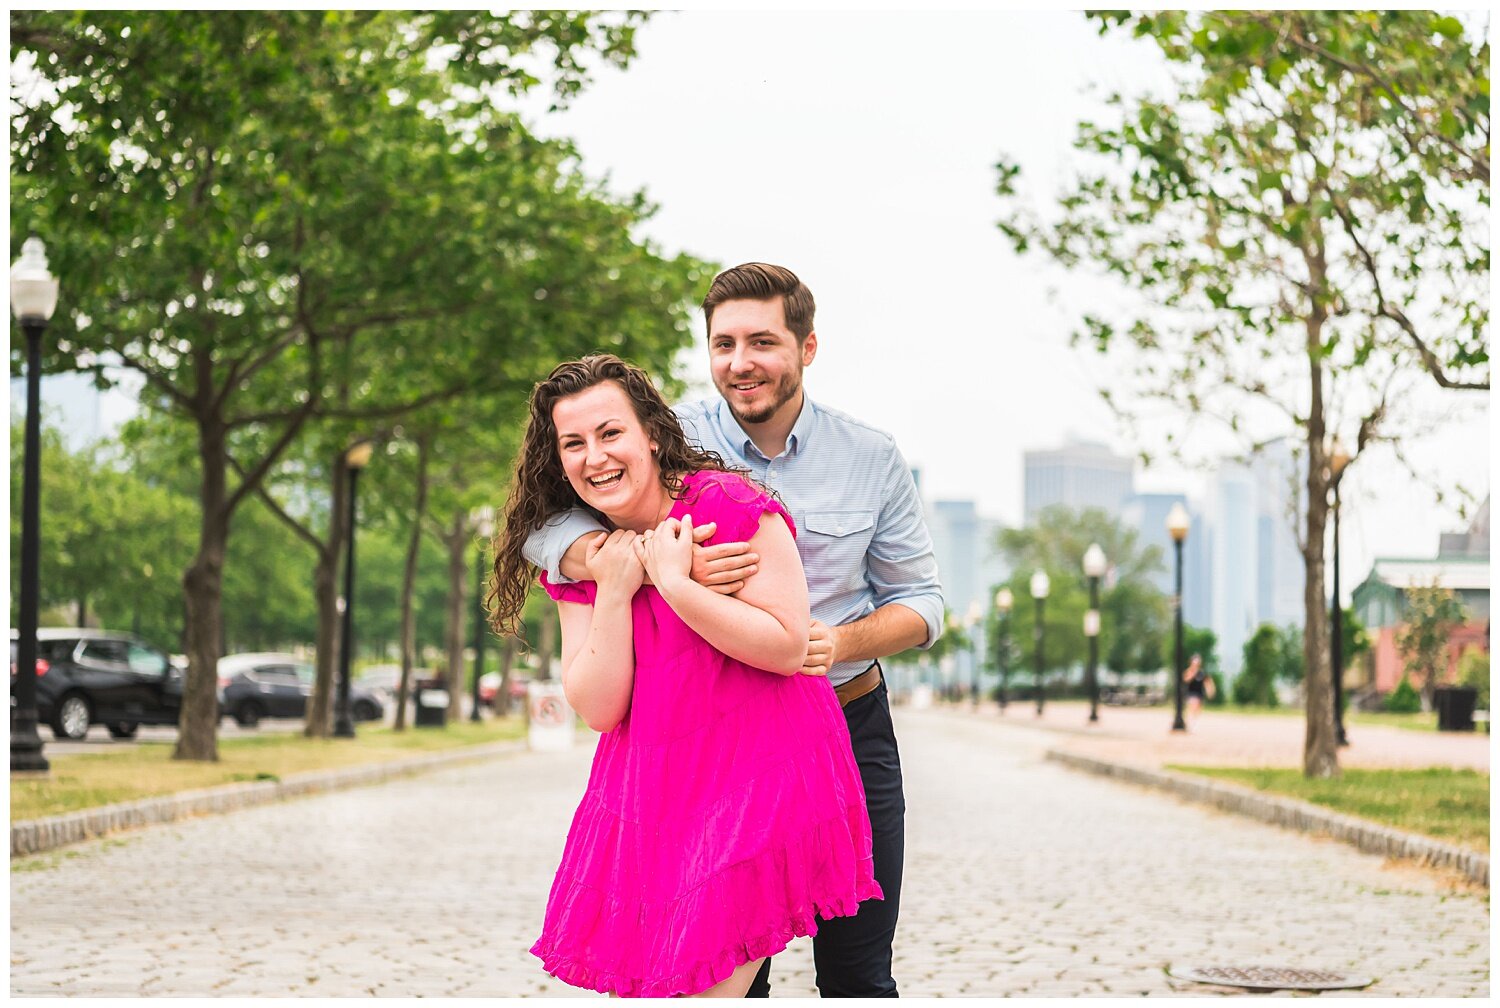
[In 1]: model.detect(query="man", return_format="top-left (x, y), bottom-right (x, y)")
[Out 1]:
top-left (524, 263), bottom-right (943, 997)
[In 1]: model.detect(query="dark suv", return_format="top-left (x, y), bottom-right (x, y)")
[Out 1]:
top-left (9, 628), bottom-right (184, 740)
top-left (218, 652), bottom-right (386, 727)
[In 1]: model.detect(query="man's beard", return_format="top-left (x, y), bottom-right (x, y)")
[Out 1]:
top-left (724, 373), bottom-right (801, 426)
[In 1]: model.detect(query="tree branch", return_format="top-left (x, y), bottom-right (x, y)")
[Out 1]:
top-left (222, 401), bottom-right (318, 519)
top-left (1328, 196), bottom-right (1489, 391)
top-left (227, 453), bottom-right (328, 558)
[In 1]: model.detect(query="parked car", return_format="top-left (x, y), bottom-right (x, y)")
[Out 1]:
top-left (9, 628), bottom-right (183, 740)
top-left (356, 664), bottom-right (404, 697)
top-left (218, 653), bottom-right (385, 727)
top-left (478, 672), bottom-right (499, 707)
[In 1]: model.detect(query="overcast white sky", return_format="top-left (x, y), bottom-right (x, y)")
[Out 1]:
top-left (511, 9), bottom-right (1490, 597)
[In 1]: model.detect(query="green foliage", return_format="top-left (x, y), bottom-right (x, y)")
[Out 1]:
top-left (11, 421), bottom-right (321, 651)
top-left (1458, 647), bottom-right (1489, 710)
top-left (10, 12), bottom-right (709, 756)
top-left (1205, 670), bottom-right (1226, 707)
top-left (1235, 624), bottom-right (1282, 707)
top-left (1339, 605), bottom-right (1370, 672)
top-left (10, 425), bottom-right (196, 645)
top-left (994, 505), bottom-right (1170, 678)
top-left (1277, 624), bottom-right (1306, 685)
top-left (1396, 582), bottom-right (1469, 698)
top-left (1385, 677), bottom-right (1423, 714)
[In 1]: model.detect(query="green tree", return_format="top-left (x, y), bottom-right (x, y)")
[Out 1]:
top-left (996, 506), bottom-right (1170, 690)
top-left (1235, 624), bottom-right (1282, 707)
top-left (1457, 647), bottom-right (1489, 711)
top-left (11, 12), bottom-right (685, 759)
top-left (996, 11), bottom-right (1488, 778)
top-left (1395, 582), bottom-right (1469, 707)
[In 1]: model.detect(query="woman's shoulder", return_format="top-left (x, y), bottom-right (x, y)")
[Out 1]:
top-left (682, 469), bottom-right (792, 540)
top-left (683, 469), bottom-right (767, 509)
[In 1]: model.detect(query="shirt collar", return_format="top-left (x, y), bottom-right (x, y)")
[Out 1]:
top-left (714, 394), bottom-right (817, 461)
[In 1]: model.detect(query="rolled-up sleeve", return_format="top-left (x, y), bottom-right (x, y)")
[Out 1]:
top-left (866, 442), bottom-right (945, 649)
top-left (521, 509), bottom-right (608, 585)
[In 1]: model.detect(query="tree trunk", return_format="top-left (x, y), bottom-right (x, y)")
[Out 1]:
top-left (306, 541), bottom-right (340, 738)
top-left (444, 509), bottom-right (468, 723)
top-left (536, 605), bottom-right (557, 682)
top-left (1301, 309), bottom-right (1339, 778)
top-left (305, 455), bottom-right (348, 738)
top-left (175, 422), bottom-right (230, 762)
top-left (497, 637), bottom-right (516, 717)
top-left (76, 597), bottom-right (86, 628)
top-left (395, 438), bottom-right (431, 732)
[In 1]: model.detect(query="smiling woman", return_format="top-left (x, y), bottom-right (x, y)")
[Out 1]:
top-left (486, 354), bottom-right (882, 997)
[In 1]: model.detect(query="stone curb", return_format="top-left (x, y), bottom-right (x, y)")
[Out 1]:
top-left (1044, 748), bottom-right (1489, 888)
top-left (11, 738), bottom-right (526, 858)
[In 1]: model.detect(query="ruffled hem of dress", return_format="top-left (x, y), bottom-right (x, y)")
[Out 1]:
top-left (530, 877), bottom-right (881, 998)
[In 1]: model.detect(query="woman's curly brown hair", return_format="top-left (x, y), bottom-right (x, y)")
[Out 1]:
top-left (487, 354), bottom-right (742, 639)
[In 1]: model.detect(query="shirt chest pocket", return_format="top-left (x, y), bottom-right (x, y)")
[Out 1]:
top-left (801, 510), bottom-right (877, 548)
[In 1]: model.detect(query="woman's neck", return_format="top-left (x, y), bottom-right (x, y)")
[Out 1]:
top-left (604, 481), bottom-right (675, 534)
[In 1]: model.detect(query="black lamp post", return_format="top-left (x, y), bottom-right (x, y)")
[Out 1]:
top-left (1030, 569), bottom-right (1050, 716)
top-left (11, 237), bottom-right (60, 774)
top-left (1329, 437), bottom-right (1351, 747)
top-left (1083, 543), bottom-right (1107, 724)
top-left (1167, 502), bottom-right (1190, 733)
top-left (335, 440), bottom-right (374, 739)
top-left (470, 505), bottom-right (496, 723)
top-left (995, 587), bottom-right (1013, 712)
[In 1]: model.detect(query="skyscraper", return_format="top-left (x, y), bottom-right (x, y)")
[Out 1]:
top-left (1023, 439), bottom-right (1135, 523)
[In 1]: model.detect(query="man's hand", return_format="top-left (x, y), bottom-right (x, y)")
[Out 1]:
top-left (801, 619), bottom-right (836, 677)
top-left (688, 521), bottom-right (757, 596)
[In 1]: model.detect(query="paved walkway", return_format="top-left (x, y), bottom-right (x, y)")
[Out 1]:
top-left (11, 706), bottom-right (1489, 997)
top-left (951, 698), bottom-right (1490, 772)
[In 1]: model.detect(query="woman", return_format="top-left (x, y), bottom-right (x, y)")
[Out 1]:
top-left (489, 355), bottom-right (881, 998)
top-left (1182, 653), bottom-right (1212, 724)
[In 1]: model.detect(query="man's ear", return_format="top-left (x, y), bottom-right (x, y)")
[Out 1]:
top-left (801, 331), bottom-right (817, 367)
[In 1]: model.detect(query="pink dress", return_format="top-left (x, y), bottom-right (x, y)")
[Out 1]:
top-left (531, 470), bottom-right (881, 997)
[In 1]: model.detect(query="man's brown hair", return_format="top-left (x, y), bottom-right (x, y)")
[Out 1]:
top-left (701, 262), bottom-right (816, 343)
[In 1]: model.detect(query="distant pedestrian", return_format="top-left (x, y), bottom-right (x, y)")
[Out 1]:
top-left (1182, 653), bottom-right (1212, 724)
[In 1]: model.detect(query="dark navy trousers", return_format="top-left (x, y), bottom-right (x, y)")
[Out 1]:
top-left (747, 677), bottom-right (905, 997)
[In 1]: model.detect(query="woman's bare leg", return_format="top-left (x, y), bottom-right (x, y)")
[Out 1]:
top-left (691, 958), bottom-right (767, 998)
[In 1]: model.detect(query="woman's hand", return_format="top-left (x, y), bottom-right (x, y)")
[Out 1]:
top-left (585, 529), bottom-right (646, 599)
top-left (636, 514), bottom-right (695, 592)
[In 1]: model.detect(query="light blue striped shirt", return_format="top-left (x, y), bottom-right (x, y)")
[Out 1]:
top-left (523, 395), bottom-right (945, 686)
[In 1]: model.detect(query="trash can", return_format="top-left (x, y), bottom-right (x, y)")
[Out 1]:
top-left (1434, 685), bottom-right (1477, 732)
top-left (527, 679), bottom-right (575, 751)
top-left (413, 678), bottom-right (449, 728)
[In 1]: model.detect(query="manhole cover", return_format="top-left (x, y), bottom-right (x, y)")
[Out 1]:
top-left (1169, 965), bottom-right (1374, 991)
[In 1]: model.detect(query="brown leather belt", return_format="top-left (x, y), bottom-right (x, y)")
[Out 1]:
top-left (834, 662), bottom-right (882, 708)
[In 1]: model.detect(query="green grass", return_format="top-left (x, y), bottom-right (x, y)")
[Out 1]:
top-left (1197, 703), bottom-right (1442, 732)
top-left (10, 718), bottom-right (526, 822)
top-left (1171, 765), bottom-right (1489, 852)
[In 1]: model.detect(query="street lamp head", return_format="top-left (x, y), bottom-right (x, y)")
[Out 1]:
top-left (1083, 543), bottom-right (1107, 578)
top-left (11, 236), bottom-right (59, 323)
top-left (1029, 569), bottom-right (1050, 600)
top-left (1166, 502), bottom-right (1190, 543)
top-left (965, 600), bottom-right (983, 626)
top-left (345, 440), bottom-right (375, 469)
top-left (472, 503), bottom-right (497, 538)
top-left (995, 586), bottom-right (1013, 613)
